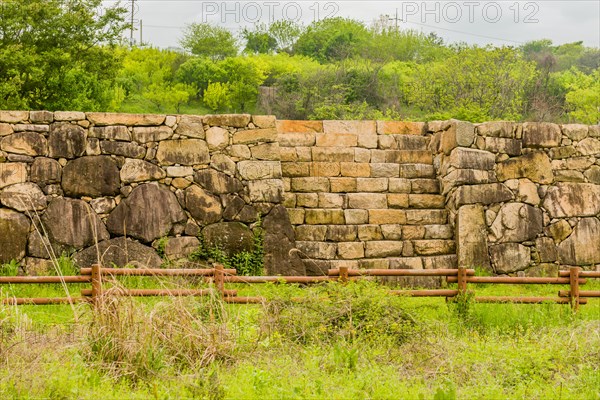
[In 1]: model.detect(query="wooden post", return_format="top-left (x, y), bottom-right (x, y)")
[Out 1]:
top-left (214, 263), bottom-right (225, 297)
top-left (91, 263), bottom-right (103, 307)
top-left (569, 266), bottom-right (580, 313)
top-left (457, 267), bottom-right (467, 297)
top-left (339, 266), bottom-right (349, 284)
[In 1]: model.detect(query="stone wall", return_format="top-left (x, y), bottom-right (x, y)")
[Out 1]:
top-left (277, 120), bottom-right (456, 276)
top-left (0, 110), bottom-right (301, 275)
top-left (0, 110), bottom-right (598, 276)
top-left (431, 120), bottom-right (600, 275)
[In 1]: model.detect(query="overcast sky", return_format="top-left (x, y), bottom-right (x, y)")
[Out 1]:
top-left (112, 1), bottom-right (600, 49)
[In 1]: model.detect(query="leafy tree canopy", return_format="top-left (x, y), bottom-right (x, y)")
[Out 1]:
top-left (179, 23), bottom-right (238, 60)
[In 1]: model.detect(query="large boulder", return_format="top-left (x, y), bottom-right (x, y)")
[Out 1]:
top-left (202, 222), bottom-right (254, 257)
top-left (0, 182), bottom-right (47, 211)
top-left (0, 132), bottom-right (48, 156)
top-left (456, 204), bottom-right (491, 271)
top-left (489, 243), bottom-right (531, 274)
top-left (48, 122), bottom-right (86, 158)
top-left (262, 205), bottom-right (305, 275)
top-left (62, 156), bottom-right (120, 197)
top-left (185, 184), bottom-right (222, 225)
top-left (107, 183), bottom-right (187, 243)
top-left (558, 218), bottom-right (600, 265)
top-left (496, 151), bottom-right (553, 184)
top-left (542, 183), bottom-right (600, 218)
top-left (42, 198), bottom-right (109, 249)
top-left (30, 157), bottom-right (62, 185)
top-left (490, 203), bottom-right (543, 243)
top-left (0, 208), bottom-right (30, 263)
top-left (156, 139), bottom-right (209, 165)
top-left (0, 162), bottom-right (27, 189)
top-left (74, 237), bottom-right (163, 268)
top-left (120, 158), bottom-right (166, 183)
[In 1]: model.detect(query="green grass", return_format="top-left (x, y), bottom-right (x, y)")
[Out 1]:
top-left (0, 277), bottom-right (598, 399)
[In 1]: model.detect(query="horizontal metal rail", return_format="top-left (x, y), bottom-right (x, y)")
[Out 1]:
top-left (80, 267), bottom-right (236, 276)
top-left (81, 288), bottom-right (237, 297)
top-left (0, 276), bottom-right (91, 284)
top-left (474, 296), bottom-right (588, 304)
top-left (390, 289), bottom-right (459, 297)
top-left (558, 270), bottom-right (600, 278)
top-left (558, 290), bottom-right (600, 298)
top-left (224, 276), bottom-right (336, 284)
top-left (447, 276), bottom-right (586, 284)
top-left (328, 268), bottom-right (475, 277)
top-left (1, 297), bottom-right (88, 305)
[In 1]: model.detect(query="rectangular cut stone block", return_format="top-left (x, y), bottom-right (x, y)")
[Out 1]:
top-left (0, 111), bottom-right (29, 123)
top-left (358, 225), bottom-right (383, 241)
top-left (296, 241), bottom-right (337, 259)
top-left (522, 122), bottom-right (561, 148)
top-left (394, 135), bottom-right (430, 150)
top-left (411, 179), bottom-right (440, 194)
top-left (296, 193), bottom-right (319, 208)
top-left (323, 120), bottom-right (376, 135)
top-left (424, 224), bottom-right (453, 239)
top-left (369, 209), bottom-right (407, 224)
top-left (365, 241), bottom-right (404, 258)
top-left (441, 169), bottom-right (495, 194)
top-left (381, 224), bottom-right (403, 240)
top-left (330, 177), bottom-right (357, 192)
top-left (358, 259), bottom-right (390, 269)
top-left (385, 150), bottom-right (433, 164)
top-left (202, 114), bottom-right (250, 128)
top-left (354, 148), bottom-right (371, 162)
top-left (91, 126), bottom-right (131, 141)
top-left (439, 120), bottom-right (476, 154)
top-left (287, 209), bottom-right (305, 225)
top-left (279, 147), bottom-right (297, 162)
top-left (250, 143), bottom-right (280, 161)
top-left (252, 115), bottom-right (276, 128)
top-left (387, 193), bottom-right (409, 208)
top-left (13, 124), bottom-right (49, 133)
top-left (54, 111), bottom-right (86, 121)
top-left (233, 128), bottom-right (277, 144)
top-left (318, 193), bottom-right (345, 208)
top-left (248, 179), bottom-right (283, 202)
top-left (370, 163), bottom-right (399, 177)
top-left (291, 177), bottom-right (330, 192)
top-left (310, 162), bottom-right (340, 177)
top-left (477, 121), bottom-right (515, 138)
top-left (348, 193), bottom-right (387, 209)
top-left (340, 162), bottom-right (370, 177)
top-left (296, 147), bottom-right (312, 161)
top-left (305, 209), bottom-right (345, 225)
top-left (132, 126), bottom-right (173, 143)
top-left (356, 178), bottom-right (388, 192)
top-left (337, 242), bottom-right (365, 259)
top-left (295, 225), bottom-right (327, 241)
top-left (377, 121), bottom-right (425, 135)
top-left (278, 132), bottom-right (315, 147)
top-left (398, 164), bottom-right (435, 178)
top-left (358, 133), bottom-right (378, 149)
top-left (484, 137), bottom-right (522, 156)
top-left (444, 148), bottom-right (496, 171)
top-left (344, 209), bottom-right (368, 224)
top-left (409, 194), bottom-right (445, 209)
top-left (100, 141), bottom-right (145, 159)
top-left (276, 120), bottom-right (323, 133)
top-left (413, 240), bottom-right (456, 256)
top-left (388, 178), bottom-right (411, 193)
top-left (453, 183), bottom-right (513, 206)
top-left (0, 163), bottom-right (27, 188)
top-left (87, 112), bottom-right (165, 126)
top-left (327, 225), bottom-right (358, 241)
top-left (405, 210), bottom-right (447, 225)
top-left (402, 226), bottom-right (426, 240)
top-left (370, 149), bottom-right (387, 163)
top-left (423, 254), bottom-right (458, 270)
top-left (316, 133), bottom-right (357, 147)
top-left (156, 139), bottom-right (209, 165)
top-left (282, 193), bottom-right (296, 208)
top-left (312, 147), bottom-right (355, 162)
top-left (378, 135), bottom-right (397, 149)
top-left (281, 162), bottom-right (310, 177)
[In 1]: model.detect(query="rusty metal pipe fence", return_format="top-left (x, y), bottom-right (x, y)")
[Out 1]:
top-left (0, 264), bottom-right (598, 312)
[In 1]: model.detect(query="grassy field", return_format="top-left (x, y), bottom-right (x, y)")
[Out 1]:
top-left (0, 276), bottom-right (598, 400)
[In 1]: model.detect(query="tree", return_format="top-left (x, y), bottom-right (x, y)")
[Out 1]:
top-left (293, 18), bottom-right (369, 62)
top-left (269, 20), bottom-right (302, 53)
top-left (219, 57), bottom-right (267, 111)
top-left (176, 57), bottom-right (226, 98)
top-left (179, 23), bottom-right (237, 60)
top-left (242, 24), bottom-right (277, 54)
top-left (203, 82), bottom-right (231, 111)
top-left (0, 0), bottom-right (128, 110)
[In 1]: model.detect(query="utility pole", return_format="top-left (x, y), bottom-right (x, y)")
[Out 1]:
top-left (129, 0), bottom-right (138, 46)
top-left (388, 8), bottom-right (402, 32)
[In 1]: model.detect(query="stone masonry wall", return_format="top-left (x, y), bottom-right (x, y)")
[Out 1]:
top-left (431, 120), bottom-right (600, 275)
top-left (0, 110), bottom-right (598, 277)
top-left (0, 110), bottom-right (302, 275)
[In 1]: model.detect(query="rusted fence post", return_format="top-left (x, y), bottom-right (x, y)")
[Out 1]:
top-left (214, 263), bottom-right (225, 298)
top-left (569, 266), bottom-right (580, 312)
top-left (339, 266), bottom-right (349, 284)
top-left (457, 267), bottom-right (467, 297)
top-left (91, 263), bottom-right (103, 308)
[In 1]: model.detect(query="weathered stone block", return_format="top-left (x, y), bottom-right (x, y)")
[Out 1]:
top-left (239, 161), bottom-right (281, 180)
top-left (90, 197), bottom-right (117, 214)
top-left (561, 124), bottom-right (588, 141)
top-left (276, 120), bottom-right (323, 133)
top-left (380, 224), bottom-right (402, 240)
top-left (365, 241), bottom-right (403, 257)
top-left (318, 193), bottom-right (344, 208)
top-left (310, 162), bottom-right (340, 177)
top-left (248, 179), bottom-right (284, 202)
top-left (337, 242), bottom-right (365, 259)
top-left (453, 183), bottom-right (513, 206)
top-left (357, 133), bottom-right (378, 149)
top-left (536, 237), bottom-right (557, 263)
top-left (490, 202), bottom-right (543, 243)
top-left (62, 156), bottom-right (120, 197)
top-left (444, 147), bottom-right (496, 171)
top-left (90, 126), bottom-right (131, 141)
top-left (252, 115), bottom-right (276, 128)
top-left (477, 121), bottom-right (515, 138)
top-left (409, 194), bottom-right (445, 208)
top-left (456, 204), bottom-right (490, 270)
top-left (329, 177), bottom-right (357, 192)
top-left (576, 137), bottom-right (600, 156)
top-left (388, 178), bottom-right (411, 193)
top-left (296, 241), bottom-right (337, 260)
top-left (29, 111), bottom-right (54, 124)
top-left (30, 157), bottom-right (61, 185)
top-left (312, 147), bottom-right (355, 162)
top-left (557, 217), bottom-right (600, 265)
top-left (296, 193), bottom-right (318, 208)
top-left (522, 122), bottom-right (561, 148)
top-left (413, 240), bottom-right (455, 256)
top-left (542, 183), bottom-right (600, 218)
top-left (405, 209), bottom-right (447, 225)
top-left (174, 115), bottom-right (205, 138)
top-left (344, 209), bottom-right (368, 224)
top-left (348, 193), bottom-right (387, 209)
top-left (87, 112), bottom-right (165, 126)
top-left (203, 222), bottom-right (254, 256)
top-left (398, 164), bottom-right (435, 178)
top-left (204, 114), bottom-right (250, 128)
top-left (549, 146), bottom-right (579, 159)
top-left (385, 150), bottom-right (433, 164)
top-left (75, 237), bottom-right (162, 268)
top-left (0, 111), bottom-right (28, 123)
top-left (1, 132), bottom-right (48, 156)
top-left (0, 209), bottom-right (30, 263)
top-left (496, 151), bottom-right (553, 184)
top-left (326, 225), bottom-right (358, 241)
top-left (0, 123), bottom-right (13, 136)
top-left (156, 139), bottom-right (209, 165)
top-left (584, 166), bottom-right (600, 184)
top-left (376, 121), bottom-right (425, 135)
top-left (287, 208), bottom-right (305, 225)
top-left (0, 163), bottom-right (27, 188)
top-left (369, 209), bottom-right (406, 224)
top-left (251, 142), bottom-right (280, 161)
top-left (387, 193), bottom-right (409, 208)
top-left (295, 225), bottom-right (327, 241)
top-left (291, 177), bottom-right (330, 192)
top-left (340, 162), bottom-right (370, 177)
top-left (132, 126), bottom-right (173, 143)
top-left (545, 220), bottom-right (572, 243)
top-left (358, 225), bottom-right (384, 241)
top-left (1, 182), bottom-right (46, 211)
top-left (370, 163), bottom-right (399, 177)
top-left (490, 243), bottom-right (531, 274)
top-left (54, 111), bottom-right (86, 121)
top-left (278, 132), bottom-right (315, 147)
top-left (100, 141), bottom-right (145, 159)
top-left (48, 123), bottom-right (86, 158)
top-left (324, 120), bottom-right (376, 134)
top-left (402, 225), bottom-right (425, 240)
top-left (305, 209), bottom-right (345, 225)
top-left (411, 179), bottom-right (440, 194)
top-left (356, 178), bottom-right (388, 192)
top-left (555, 170), bottom-right (585, 182)
top-left (484, 137), bottom-right (521, 156)
top-left (233, 128), bottom-right (277, 144)
top-left (424, 224), bottom-right (453, 239)
top-left (316, 132), bottom-right (357, 147)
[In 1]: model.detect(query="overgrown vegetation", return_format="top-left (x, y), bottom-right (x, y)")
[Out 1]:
top-left (0, 2), bottom-right (597, 123)
top-left (0, 279), bottom-right (598, 399)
